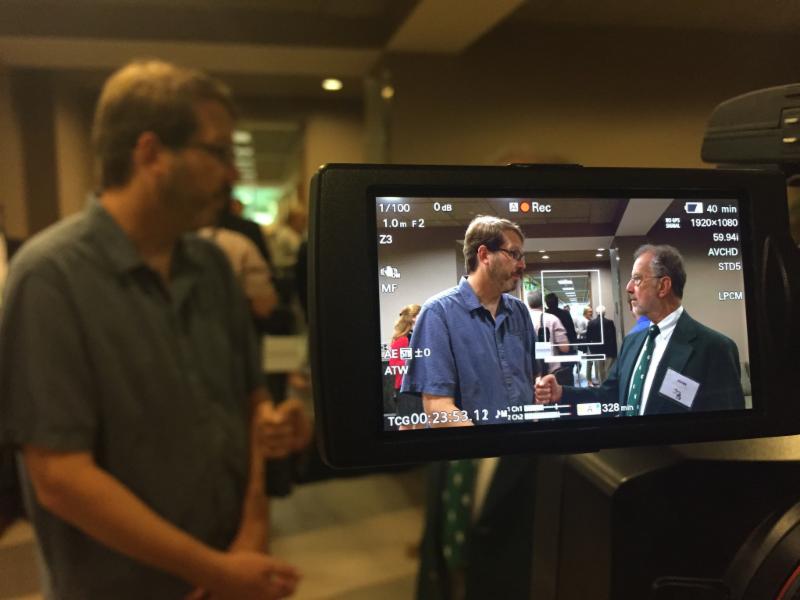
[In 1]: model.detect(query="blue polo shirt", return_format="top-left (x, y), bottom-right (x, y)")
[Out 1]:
top-left (401, 278), bottom-right (536, 425)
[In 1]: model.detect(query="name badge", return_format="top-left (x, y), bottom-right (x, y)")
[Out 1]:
top-left (535, 342), bottom-right (553, 360)
top-left (658, 368), bottom-right (700, 408)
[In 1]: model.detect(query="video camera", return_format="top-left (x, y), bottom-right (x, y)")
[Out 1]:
top-left (307, 82), bottom-right (800, 600)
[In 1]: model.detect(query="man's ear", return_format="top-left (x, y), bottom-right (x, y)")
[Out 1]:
top-left (658, 276), bottom-right (673, 298)
top-left (476, 244), bottom-right (491, 265)
top-left (131, 131), bottom-right (164, 171)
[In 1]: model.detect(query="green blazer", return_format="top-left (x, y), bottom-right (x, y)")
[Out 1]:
top-left (564, 310), bottom-right (744, 414)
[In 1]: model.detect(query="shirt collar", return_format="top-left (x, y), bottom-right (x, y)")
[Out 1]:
top-left (652, 305), bottom-right (684, 342)
top-left (86, 199), bottom-right (144, 274)
top-left (86, 198), bottom-right (200, 277)
top-left (457, 277), bottom-right (481, 310)
top-left (457, 276), bottom-right (511, 315)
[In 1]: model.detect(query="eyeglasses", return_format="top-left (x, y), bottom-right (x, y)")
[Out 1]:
top-left (629, 274), bottom-right (663, 287)
top-left (496, 248), bottom-right (526, 262)
top-left (185, 142), bottom-right (235, 166)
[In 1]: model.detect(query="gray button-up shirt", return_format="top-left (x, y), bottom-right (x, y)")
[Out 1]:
top-left (0, 201), bottom-right (262, 599)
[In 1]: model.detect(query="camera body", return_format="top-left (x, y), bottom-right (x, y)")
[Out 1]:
top-left (309, 163), bottom-right (800, 468)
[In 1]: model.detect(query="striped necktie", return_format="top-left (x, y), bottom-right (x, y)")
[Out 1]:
top-left (441, 459), bottom-right (477, 569)
top-left (626, 324), bottom-right (660, 416)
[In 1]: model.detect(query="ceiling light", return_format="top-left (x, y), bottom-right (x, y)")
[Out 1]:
top-left (539, 249), bottom-right (546, 253)
top-left (381, 85), bottom-right (395, 100)
top-left (596, 253), bottom-right (603, 257)
top-left (322, 78), bottom-right (343, 92)
top-left (558, 279), bottom-right (573, 285)
top-left (597, 248), bottom-right (604, 252)
top-left (542, 255), bottom-right (550, 260)
top-left (233, 130), bottom-right (252, 144)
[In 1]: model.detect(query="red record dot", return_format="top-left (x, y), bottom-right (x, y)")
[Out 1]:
top-left (520, 202), bottom-right (530, 212)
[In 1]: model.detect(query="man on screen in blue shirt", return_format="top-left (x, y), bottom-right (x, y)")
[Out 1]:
top-left (401, 215), bottom-right (536, 427)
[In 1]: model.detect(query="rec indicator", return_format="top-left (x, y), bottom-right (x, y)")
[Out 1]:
top-left (509, 201), bottom-right (552, 213)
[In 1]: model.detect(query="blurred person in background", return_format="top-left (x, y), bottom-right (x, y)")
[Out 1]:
top-left (544, 293), bottom-right (577, 385)
top-left (199, 219), bottom-right (278, 321)
top-left (586, 305), bottom-right (618, 383)
top-left (574, 305), bottom-right (592, 386)
top-left (269, 204), bottom-right (307, 276)
top-left (219, 194), bottom-right (273, 267)
top-left (389, 304), bottom-right (422, 426)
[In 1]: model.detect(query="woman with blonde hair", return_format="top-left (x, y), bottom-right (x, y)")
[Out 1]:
top-left (389, 304), bottom-right (421, 424)
top-left (390, 304), bottom-right (421, 389)
top-left (392, 303), bottom-right (421, 342)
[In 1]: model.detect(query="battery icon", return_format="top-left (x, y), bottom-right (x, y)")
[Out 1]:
top-left (684, 202), bottom-right (704, 214)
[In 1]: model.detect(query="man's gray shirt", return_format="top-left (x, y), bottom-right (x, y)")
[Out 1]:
top-left (0, 201), bottom-right (262, 599)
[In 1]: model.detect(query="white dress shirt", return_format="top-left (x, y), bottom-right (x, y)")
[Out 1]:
top-left (633, 305), bottom-right (684, 415)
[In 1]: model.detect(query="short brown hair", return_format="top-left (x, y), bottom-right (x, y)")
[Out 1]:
top-left (463, 215), bottom-right (524, 273)
top-left (92, 59), bottom-right (236, 190)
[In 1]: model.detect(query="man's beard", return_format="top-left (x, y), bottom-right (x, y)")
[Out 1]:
top-left (502, 276), bottom-right (519, 293)
top-left (166, 181), bottom-right (226, 231)
top-left (491, 263), bottom-right (521, 293)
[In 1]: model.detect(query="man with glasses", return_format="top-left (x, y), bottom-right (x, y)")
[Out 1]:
top-left (401, 215), bottom-right (536, 427)
top-left (0, 60), bottom-right (307, 599)
top-left (409, 215), bottom-right (538, 600)
top-left (535, 244), bottom-right (744, 415)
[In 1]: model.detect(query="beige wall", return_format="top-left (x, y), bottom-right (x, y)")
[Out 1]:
top-left (53, 82), bottom-right (94, 217)
top-left (303, 109), bottom-right (364, 201)
top-left (0, 63), bottom-right (27, 238)
top-left (11, 71), bottom-right (60, 236)
top-left (0, 70), bottom-right (95, 238)
top-left (379, 225), bottom-right (463, 342)
top-left (0, 74), bottom-right (366, 237)
top-left (385, 27), bottom-right (800, 167)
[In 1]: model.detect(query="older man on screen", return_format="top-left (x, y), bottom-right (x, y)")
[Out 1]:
top-left (401, 215), bottom-right (536, 427)
top-left (535, 244), bottom-right (744, 415)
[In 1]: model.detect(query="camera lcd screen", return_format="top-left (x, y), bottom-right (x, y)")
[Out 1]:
top-left (310, 164), bottom-right (800, 466)
top-left (377, 193), bottom-right (753, 431)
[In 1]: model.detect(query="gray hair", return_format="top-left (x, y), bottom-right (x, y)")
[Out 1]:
top-left (634, 244), bottom-right (686, 298)
top-left (526, 290), bottom-right (543, 309)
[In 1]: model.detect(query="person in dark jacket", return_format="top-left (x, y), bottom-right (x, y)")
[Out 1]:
top-left (586, 305), bottom-right (618, 383)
